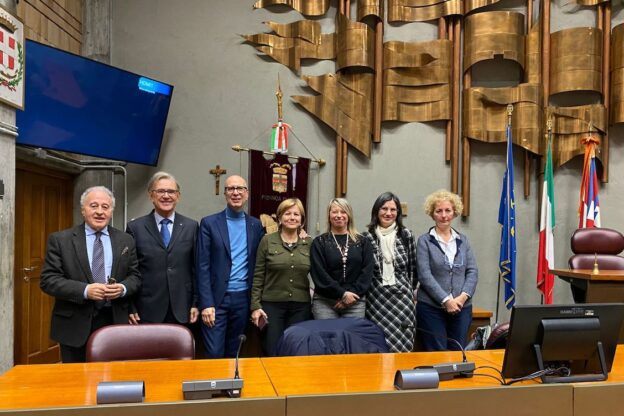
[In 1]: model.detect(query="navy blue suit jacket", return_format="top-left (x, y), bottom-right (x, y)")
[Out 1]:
top-left (196, 209), bottom-right (264, 310)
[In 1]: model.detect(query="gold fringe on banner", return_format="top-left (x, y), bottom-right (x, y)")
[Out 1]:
top-left (382, 40), bottom-right (452, 122)
top-left (548, 104), bottom-right (606, 167)
top-left (357, 0), bottom-right (382, 20)
top-left (463, 84), bottom-right (542, 154)
top-left (611, 23), bottom-right (624, 124)
top-left (293, 73), bottom-right (373, 157)
top-left (336, 13), bottom-right (375, 71)
top-left (463, 11), bottom-right (525, 72)
top-left (550, 27), bottom-right (602, 95)
top-left (253, 0), bottom-right (330, 16)
top-left (387, 0), bottom-right (463, 23)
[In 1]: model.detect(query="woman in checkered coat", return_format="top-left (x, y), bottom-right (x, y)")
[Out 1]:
top-left (363, 192), bottom-right (418, 352)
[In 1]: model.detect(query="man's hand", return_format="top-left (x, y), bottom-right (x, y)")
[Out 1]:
top-left (129, 313), bottom-right (140, 325)
top-left (201, 307), bottom-right (216, 327)
top-left (189, 307), bottom-right (199, 324)
top-left (104, 283), bottom-right (124, 300)
top-left (86, 283), bottom-right (108, 300)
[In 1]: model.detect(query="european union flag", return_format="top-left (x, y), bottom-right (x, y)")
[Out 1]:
top-left (498, 123), bottom-right (516, 309)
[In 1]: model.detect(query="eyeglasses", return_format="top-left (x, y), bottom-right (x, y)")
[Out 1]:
top-left (151, 189), bottom-right (179, 196)
top-left (224, 186), bottom-right (248, 194)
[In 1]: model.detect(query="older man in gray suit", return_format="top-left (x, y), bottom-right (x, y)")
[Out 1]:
top-left (126, 172), bottom-right (199, 325)
top-left (40, 186), bottom-right (141, 363)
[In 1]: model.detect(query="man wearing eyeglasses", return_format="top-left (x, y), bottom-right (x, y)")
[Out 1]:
top-left (196, 175), bottom-right (264, 358)
top-left (126, 172), bottom-right (199, 328)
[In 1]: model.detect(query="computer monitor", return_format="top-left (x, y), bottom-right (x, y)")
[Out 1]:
top-left (502, 303), bottom-right (624, 383)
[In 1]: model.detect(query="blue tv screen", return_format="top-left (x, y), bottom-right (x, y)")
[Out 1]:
top-left (17, 40), bottom-right (174, 166)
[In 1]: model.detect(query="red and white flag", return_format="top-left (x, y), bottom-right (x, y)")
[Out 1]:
top-left (578, 134), bottom-right (601, 228)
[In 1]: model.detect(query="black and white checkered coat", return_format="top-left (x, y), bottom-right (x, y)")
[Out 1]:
top-left (363, 228), bottom-right (418, 352)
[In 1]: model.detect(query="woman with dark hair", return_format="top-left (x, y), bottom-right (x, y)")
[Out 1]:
top-left (310, 198), bottom-right (373, 319)
top-left (362, 192), bottom-right (418, 352)
top-left (250, 198), bottom-right (312, 355)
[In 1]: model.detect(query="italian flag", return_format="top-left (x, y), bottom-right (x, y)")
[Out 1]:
top-left (270, 121), bottom-right (289, 154)
top-left (537, 133), bottom-right (555, 304)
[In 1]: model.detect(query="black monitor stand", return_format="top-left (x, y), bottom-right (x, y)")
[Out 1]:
top-left (533, 341), bottom-right (608, 383)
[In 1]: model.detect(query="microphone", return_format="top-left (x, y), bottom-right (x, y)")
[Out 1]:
top-left (234, 334), bottom-right (246, 380)
top-left (182, 334), bottom-right (246, 400)
top-left (401, 320), bottom-right (475, 381)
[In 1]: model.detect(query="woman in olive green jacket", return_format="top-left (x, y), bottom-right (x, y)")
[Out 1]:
top-left (250, 198), bottom-right (312, 356)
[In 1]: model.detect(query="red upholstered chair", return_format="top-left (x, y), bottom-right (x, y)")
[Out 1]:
top-left (86, 323), bottom-right (195, 362)
top-left (568, 228), bottom-right (624, 302)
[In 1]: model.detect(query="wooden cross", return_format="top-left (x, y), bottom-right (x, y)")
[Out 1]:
top-left (209, 165), bottom-right (227, 195)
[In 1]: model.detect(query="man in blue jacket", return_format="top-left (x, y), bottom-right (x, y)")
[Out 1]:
top-left (196, 175), bottom-right (264, 358)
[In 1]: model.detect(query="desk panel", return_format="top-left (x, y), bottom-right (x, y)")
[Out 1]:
top-left (286, 385), bottom-right (572, 416)
top-left (0, 358), bottom-right (276, 413)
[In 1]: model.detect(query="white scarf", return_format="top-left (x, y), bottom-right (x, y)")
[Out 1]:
top-left (375, 223), bottom-right (397, 286)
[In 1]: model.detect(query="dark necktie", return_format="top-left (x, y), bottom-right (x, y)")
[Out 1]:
top-left (92, 231), bottom-right (106, 283)
top-left (160, 218), bottom-right (171, 247)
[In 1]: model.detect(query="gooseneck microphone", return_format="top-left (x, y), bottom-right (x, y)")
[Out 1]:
top-left (181, 334), bottom-right (247, 400)
top-left (401, 320), bottom-right (475, 381)
top-left (234, 334), bottom-right (246, 380)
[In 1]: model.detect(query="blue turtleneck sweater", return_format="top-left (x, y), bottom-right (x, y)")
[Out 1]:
top-left (226, 206), bottom-right (248, 292)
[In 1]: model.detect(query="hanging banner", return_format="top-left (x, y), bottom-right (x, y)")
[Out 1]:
top-left (249, 149), bottom-right (310, 225)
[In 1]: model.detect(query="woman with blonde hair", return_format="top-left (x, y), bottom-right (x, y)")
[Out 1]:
top-left (310, 198), bottom-right (373, 318)
top-left (250, 198), bottom-right (312, 355)
top-left (416, 190), bottom-right (478, 351)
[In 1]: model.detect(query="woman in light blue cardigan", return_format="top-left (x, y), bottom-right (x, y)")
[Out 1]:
top-left (416, 190), bottom-right (478, 351)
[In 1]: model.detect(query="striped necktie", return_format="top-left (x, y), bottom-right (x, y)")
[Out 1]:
top-left (92, 231), bottom-right (106, 283)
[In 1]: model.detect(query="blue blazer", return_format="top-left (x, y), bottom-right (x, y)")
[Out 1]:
top-left (196, 209), bottom-right (264, 310)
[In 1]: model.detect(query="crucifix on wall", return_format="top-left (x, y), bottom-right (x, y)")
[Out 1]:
top-left (209, 165), bottom-right (227, 195)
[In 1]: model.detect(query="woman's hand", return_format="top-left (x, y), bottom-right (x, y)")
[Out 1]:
top-left (454, 293), bottom-right (469, 308)
top-left (251, 308), bottom-right (268, 327)
top-left (341, 291), bottom-right (360, 306)
top-left (443, 298), bottom-right (462, 314)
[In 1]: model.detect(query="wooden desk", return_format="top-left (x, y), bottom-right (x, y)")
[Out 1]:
top-left (0, 358), bottom-right (281, 415)
top-left (550, 268), bottom-right (624, 302)
top-left (262, 350), bottom-right (572, 416)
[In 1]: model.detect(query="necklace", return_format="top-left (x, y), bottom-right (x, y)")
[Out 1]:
top-left (331, 233), bottom-right (349, 282)
top-left (281, 232), bottom-right (298, 248)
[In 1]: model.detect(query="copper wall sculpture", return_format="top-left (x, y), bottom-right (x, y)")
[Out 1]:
top-left (550, 27), bottom-right (603, 95)
top-left (611, 23), bottom-right (624, 124)
top-left (253, 0), bottom-right (330, 16)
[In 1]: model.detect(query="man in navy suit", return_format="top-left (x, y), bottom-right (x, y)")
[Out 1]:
top-left (126, 172), bottom-right (199, 325)
top-left (40, 186), bottom-right (141, 362)
top-left (196, 175), bottom-right (264, 358)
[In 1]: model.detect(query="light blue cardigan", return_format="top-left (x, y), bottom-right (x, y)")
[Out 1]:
top-left (416, 228), bottom-right (479, 308)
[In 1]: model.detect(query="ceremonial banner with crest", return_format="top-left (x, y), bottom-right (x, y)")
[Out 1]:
top-left (249, 149), bottom-right (310, 222)
top-left (0, 6), bottom-right (24, 109)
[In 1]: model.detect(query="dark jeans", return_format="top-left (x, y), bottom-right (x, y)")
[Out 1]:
top-left (262, 301), bottom-right (312, 356)
top-left (416, 302), bottom-right (472, 351)
top-left (60, 306), bottom-right (113, 363)
top-left (201, 291), bottom-right (249, 358)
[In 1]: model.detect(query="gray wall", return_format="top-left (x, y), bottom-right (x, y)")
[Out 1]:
top-left (111, 0), bottom-right (624, 322)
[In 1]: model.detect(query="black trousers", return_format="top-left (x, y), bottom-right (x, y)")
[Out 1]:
top-left (261, 301), bottom-right (311, 356)
top-left (60, 307), bottom-right (113, 363)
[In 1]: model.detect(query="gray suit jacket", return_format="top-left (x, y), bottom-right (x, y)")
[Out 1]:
top-left (126, 211), bottom-right (198, 323)
top-left (40, 224), bottom-right (141, 347)
top-left (416, 228), bottom-right (478, 308)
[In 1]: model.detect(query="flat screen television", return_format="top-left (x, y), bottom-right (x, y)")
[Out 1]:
top-left (17, 40), bottom-right (173, 166)
top-left (502, 303), bottom-right (624, 383)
